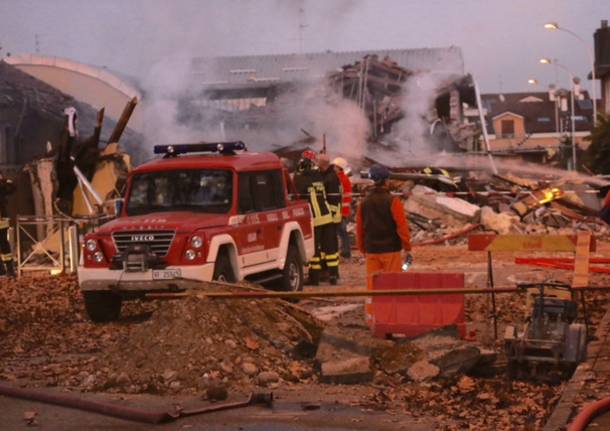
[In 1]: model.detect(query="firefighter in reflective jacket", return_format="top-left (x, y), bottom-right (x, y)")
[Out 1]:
top-left (0, 176), bottom-right (16, 277)
top-left (293, 154), bottom-right (334, 286)
top-left (317, 153), bottom-right (341, 283)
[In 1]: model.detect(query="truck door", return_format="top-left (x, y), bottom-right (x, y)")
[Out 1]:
top-left (250, 170), bottom-right (285, 261)
top-left (236, 173), bottom-right (269, 268)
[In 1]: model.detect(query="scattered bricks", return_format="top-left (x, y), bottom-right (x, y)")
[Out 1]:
top-left (412, 333), bottom-right (482, 378)
top-left (257, 371), bottom-right (280, 386)
top-left (315, 326), bottom-right (376, 365)
top-left (406, 185), bottom-right (481, 226)
top-left (407, 360), bottom-right (440, 382)
top-left (429, 344), bottom-right (481, 378)
top-left (480, 206), bottom-right (516, 235)
top-left (162, 369), bottom-right (177, 382)
top-left (320, 356), bottom-right (372, 384)
top-left (315, 326), bottom-right (386, 384)
top-left (374, 342), bottom-right (423, 375)
top-left (241, 362), bottom-right (258, 376)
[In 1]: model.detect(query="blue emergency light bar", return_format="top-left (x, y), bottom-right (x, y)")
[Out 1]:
top-left (153, 141), bottom-right (247, 157)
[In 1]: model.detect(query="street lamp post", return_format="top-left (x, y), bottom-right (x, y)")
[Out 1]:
top-left (544, 22), bottom-right (597, 124)
top-left (540, 58), bottom-right (578, 170)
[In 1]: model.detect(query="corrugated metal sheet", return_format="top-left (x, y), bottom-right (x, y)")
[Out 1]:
top-left (192, 47), bottom-right (464, 87)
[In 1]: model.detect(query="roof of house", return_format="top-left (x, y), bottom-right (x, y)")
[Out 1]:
top-left (192, 47), bottom-right (465, 88)
top-left (481, 91), bottom-right (594, 134)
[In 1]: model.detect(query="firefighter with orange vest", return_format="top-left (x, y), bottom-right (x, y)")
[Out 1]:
top-left (293, 151), bottom-right (335, 286)
top-left (356, 164), bottom-right (411, 326)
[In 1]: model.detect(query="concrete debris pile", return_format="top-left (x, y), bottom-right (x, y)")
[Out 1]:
top-left (370, 169), bottom-right (610, 245)
top-left (313, 319), bottom-right (493, 386)
top-left (0, 276), bottom-right (324, 395)
top-left (99, 292), bottom-right (323, 394)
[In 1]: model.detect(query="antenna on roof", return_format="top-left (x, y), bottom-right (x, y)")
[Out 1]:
top-left (298, 7), bottom-right (308, 53)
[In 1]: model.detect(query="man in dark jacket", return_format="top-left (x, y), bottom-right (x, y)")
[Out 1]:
top-left (293, 154), bottom-right (333, 286)
top-left (356, 164), bottom-right (411, 326)
top-left (317, 153), bottom-right (341, 284)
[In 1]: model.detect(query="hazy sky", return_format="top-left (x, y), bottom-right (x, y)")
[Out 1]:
top-left (1, 0), bottom-right (607, 93)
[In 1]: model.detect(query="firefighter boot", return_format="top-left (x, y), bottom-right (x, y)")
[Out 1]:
top-left (305, 270), bottom-right (319, 286)
top-left (5, 259), bottom-right (16, 278)
top-left (329, 266), bottom-right (339, 286)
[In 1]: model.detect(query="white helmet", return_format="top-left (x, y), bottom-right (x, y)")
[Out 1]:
top-left (332, 157), bottom-right (351, 175)
top-left (332, 157), bottom-right (348, 170)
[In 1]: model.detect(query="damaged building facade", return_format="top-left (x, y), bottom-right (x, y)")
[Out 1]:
top-left (179, 47), bottom-right (480, 155)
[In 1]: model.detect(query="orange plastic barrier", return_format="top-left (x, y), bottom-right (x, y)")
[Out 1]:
top-left (371, 272), bottom-right (466, 339)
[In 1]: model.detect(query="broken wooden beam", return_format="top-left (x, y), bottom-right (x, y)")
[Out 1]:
top-left (107, 97), bottom-right (137, 145)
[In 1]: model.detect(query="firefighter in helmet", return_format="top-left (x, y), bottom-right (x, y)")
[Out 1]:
top-left (317, 153), bottom-right (341, 282)
top-left (0, 175), bottom-right (16, 277)
top-left (293, 151), bottom-right (335, 285)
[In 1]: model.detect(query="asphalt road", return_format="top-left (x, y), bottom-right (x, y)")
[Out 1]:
top-left (1, 388), bottom-right (434, 431)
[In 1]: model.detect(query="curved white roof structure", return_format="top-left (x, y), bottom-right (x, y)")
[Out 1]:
top-left (3, 54), bottom-right (142, 126)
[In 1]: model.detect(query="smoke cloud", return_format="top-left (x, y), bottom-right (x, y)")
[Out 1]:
top-left (391, 72), bottom-right (446, 156)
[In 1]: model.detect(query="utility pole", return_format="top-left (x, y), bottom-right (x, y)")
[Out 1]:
top-left (34, 34), bottom-right (40, 54)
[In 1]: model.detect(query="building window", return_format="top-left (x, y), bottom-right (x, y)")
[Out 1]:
top-left (501, 120), bottom-right (515, 138)
top-left (537, 117), bottom-right (551, 123)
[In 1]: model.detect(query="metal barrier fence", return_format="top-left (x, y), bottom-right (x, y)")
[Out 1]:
top-left (14, 215), bottom-right (111, 277)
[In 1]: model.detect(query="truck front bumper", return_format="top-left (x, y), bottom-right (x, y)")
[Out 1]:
top-left (78, 264), bottom-right (215, 293)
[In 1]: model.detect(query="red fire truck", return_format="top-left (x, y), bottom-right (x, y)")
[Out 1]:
top-left (78, 142), bottom-right (314, 322)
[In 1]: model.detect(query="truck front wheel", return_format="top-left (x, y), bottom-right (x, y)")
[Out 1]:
top-left (83, 291), bottom-right (122, 322)
top-left (278, 245), bottom-right (303, 292)
top-left (213, 253), bottom-right (236, 283)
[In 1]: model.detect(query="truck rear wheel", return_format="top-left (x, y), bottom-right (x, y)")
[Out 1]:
top-left (278, 245), bottom-right (303, 292)
top-left (213, 253), bottom-right (236, 283)
top-left (83, 291), bottom-right (122, 322)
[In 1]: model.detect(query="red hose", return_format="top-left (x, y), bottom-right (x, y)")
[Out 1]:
top-left (0, 381), bottom-right (174, 424)
top-left (568, 396), bottom-right (610, 431)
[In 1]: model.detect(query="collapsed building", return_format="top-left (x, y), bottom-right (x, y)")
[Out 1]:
top-left (0, 59), bottom-right (141, 274)
top-left (0, 60), bottom-right (140, 216)
top-left (178, 48), bottom-right (481, 156)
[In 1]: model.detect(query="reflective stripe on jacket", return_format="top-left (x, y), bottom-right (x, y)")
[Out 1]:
top-left (294, 171), bottom-right (333, 227)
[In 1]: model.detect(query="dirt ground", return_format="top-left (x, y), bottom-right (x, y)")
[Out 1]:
top-left (2, 242), bottom-right (610, 430)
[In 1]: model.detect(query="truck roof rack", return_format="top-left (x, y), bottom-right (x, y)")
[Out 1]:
top-left (153, 141), bottom-right (247, 158)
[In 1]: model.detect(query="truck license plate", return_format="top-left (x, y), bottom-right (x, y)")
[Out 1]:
top-left (152, 269), bottom-right (182, 280)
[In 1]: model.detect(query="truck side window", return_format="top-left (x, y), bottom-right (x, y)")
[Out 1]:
top-left (253, 173), bottom-right (273, 210)
top-left (270, 170), bottom-right (286, 208)
top-left (238, 173), bottom-right (255, 213)
top-left (252, 170), bottom-right (285, 211)
top-left (238, 171), bottom-right (285, 213)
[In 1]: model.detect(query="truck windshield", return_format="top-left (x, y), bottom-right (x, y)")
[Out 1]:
top-left (126, 169), bottom-right (233, 215)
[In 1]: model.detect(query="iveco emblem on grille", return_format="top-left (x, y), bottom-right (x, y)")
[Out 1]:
top-left (131, 234), bottom-right (155, 242)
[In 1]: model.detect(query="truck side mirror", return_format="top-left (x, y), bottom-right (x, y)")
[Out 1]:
top-left (114, 198), bottom-right (124, 217)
